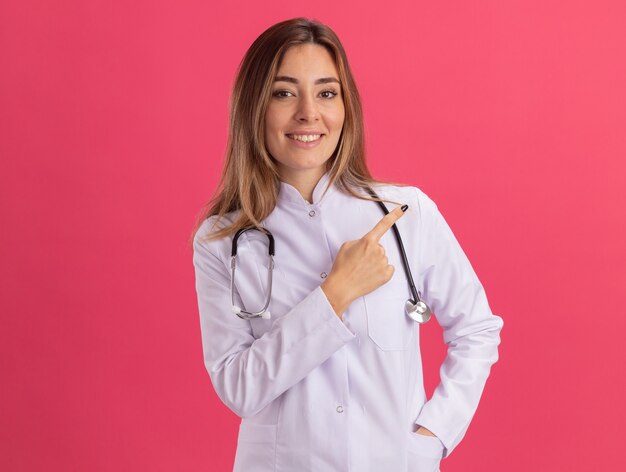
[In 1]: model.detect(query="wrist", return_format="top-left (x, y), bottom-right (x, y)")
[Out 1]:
top-left (321, 278), bottom-right (352, 318)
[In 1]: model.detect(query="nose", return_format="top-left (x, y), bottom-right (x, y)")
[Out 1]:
top-left (294, 94), bottom-right (320, 122)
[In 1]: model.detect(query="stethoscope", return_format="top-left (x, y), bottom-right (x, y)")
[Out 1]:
top-left (230, 187), bottom-right (432, 324)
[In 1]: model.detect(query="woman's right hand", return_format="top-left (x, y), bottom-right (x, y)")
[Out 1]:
top-left (321, 204), bottom-right (408, 317)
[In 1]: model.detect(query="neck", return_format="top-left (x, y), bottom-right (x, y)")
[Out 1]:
top-left (279, 168), bottom-right (326, 204)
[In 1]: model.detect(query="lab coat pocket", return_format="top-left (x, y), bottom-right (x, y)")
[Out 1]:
top-left (364, 293), bottom-right (414, 351)
top-left (233, 422), bottom-right (277, 472)
top-left (406, 432), bottom-right (443, 472)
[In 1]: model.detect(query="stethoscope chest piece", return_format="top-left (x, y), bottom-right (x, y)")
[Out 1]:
top-left (405, 299), bottom-right (432, 324)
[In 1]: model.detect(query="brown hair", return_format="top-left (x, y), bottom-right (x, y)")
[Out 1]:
top-left (191, 17), bottom-right (402, 244)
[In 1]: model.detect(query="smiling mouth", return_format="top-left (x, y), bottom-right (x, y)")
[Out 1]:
top-left (286, 134), bottom-right (323, 143)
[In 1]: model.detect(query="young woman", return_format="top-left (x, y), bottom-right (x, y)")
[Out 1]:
top-left (192, 17), bottom-right (503, 472)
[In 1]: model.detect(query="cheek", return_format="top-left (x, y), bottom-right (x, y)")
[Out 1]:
top-left (329, 110), bottom-right (345, 134)
top-left (330, 102), bottom-right (345, 128)
top-left (264, 103), bottom-right (285, 132)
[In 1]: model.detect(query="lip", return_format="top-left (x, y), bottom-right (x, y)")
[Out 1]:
top-left (285, 133), bottom-right (324, 149)
top-left (285, 130), bottom-right (325, 135)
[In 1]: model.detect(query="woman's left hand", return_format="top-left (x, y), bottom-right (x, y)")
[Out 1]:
top-left (415, 426), bottom-right (436, 437)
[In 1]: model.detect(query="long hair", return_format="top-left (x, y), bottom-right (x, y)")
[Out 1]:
top-left (192, 17), bottom-right (402, 244)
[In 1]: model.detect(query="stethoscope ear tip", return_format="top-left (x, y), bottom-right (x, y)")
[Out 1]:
top-left (232, 305), bottom-right (242, 315)
top-left (261, 311), bottom-right (271, 320)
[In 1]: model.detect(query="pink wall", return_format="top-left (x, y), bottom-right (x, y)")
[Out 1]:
top-left (1, 1), bottom-right (625, 470)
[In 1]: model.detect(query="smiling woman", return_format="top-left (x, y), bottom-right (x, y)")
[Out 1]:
top-left (191, 17), bottom-right (503, 472)
top-left (265, 44), bottom-right (346, 202)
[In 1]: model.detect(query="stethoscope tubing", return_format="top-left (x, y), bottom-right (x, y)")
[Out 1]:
top-left (229, 186), bottom-right (431, 322)
top-left (363, 187), bottom-right (421, 307)
top-left (230, 227), bottom-right (275, 319)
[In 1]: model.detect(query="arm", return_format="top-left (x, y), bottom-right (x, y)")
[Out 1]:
top-left (192, 222), bottom-right (356, 418)
top-left (413, 189), bottom-right (504, 458)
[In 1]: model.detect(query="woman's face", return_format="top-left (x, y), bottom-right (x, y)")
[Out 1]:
top-left (265, 44), bottom-right (345, 183)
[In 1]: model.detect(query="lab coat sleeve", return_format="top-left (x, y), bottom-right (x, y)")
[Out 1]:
top-left (413, 189), bottom-right (504, 458)
top-left (192, 220), bottom-right (357, 418)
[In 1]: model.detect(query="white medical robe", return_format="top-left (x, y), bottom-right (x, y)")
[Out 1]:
top-left (192, 172), bottom-right (503, 471)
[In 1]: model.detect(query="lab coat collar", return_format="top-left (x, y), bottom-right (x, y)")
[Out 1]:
top-left (277, 171), bottom-right (337, 207)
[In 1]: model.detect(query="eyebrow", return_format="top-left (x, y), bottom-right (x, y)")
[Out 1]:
top-left (274, 75), bottom-right (341, 85)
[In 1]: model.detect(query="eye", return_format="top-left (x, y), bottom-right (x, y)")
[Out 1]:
top-left (272, 90), bottom-right (294, 98)
top-left (320, 90), bottom-right (338, 99)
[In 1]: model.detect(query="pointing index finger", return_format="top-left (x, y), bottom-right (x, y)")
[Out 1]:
top-left (363, 204), bottom-right (408, 242)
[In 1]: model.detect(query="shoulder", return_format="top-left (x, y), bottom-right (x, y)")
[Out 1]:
top-left (193, 212), bottom-right (239, 263)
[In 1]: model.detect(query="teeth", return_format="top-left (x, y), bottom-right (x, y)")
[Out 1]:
top-left (288, 134), bottom-right (321, 142)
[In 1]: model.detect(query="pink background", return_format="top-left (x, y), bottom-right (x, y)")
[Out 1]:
top-left (1, 1), bottom-right (625, 470)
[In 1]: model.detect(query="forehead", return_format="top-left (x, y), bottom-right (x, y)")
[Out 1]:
top-left (276, 44), bottom-right (339, 78)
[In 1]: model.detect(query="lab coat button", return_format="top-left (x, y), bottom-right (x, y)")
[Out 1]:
top-left (320, 272), bottom-right (327, 279)
top-left (336, 406), bottom-right (344, 413)
top-left (308, 210), bottom-right (316, 217)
